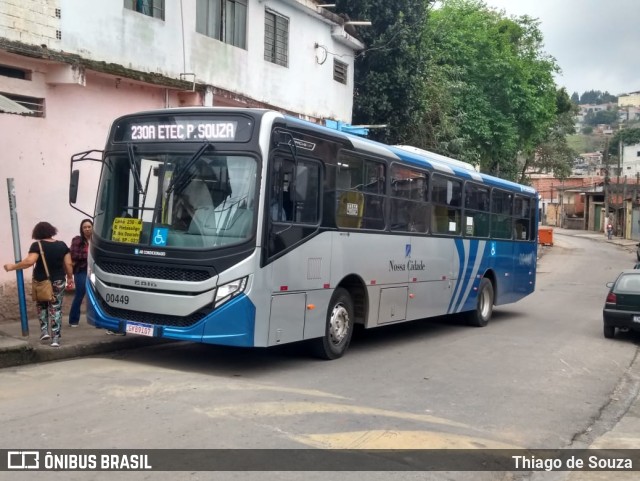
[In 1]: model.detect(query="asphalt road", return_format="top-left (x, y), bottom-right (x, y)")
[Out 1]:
top-left (0, 231), bottom-right (638, 481)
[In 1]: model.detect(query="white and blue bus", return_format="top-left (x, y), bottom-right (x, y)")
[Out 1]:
top-left (69, 108), bottom-right (538, 359)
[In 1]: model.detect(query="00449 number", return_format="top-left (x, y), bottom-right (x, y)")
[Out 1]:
top-left (105, 293), bottom-right (129, 305)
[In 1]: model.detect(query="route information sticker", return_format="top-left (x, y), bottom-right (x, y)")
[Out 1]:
top-left (112, 218), bottom-right (143, 244)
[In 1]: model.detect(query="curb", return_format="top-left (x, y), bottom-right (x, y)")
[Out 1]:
top-left (29, 337), bottom-right (167, 365)
top-left (0, 338), bottom-right (35, 367)
top-left (0, 331), bottom-right (170, 369)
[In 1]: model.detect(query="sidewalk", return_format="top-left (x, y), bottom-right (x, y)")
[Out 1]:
top-left (539, 228), bottom-right (640, 480)
top-left (548, 226), bottom-right (639, 251)
top-left (0, 318), bottom-right (167, 368)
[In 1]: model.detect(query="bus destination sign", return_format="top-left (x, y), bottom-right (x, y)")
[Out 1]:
top-left (113, 116), bottom-right (253, 143)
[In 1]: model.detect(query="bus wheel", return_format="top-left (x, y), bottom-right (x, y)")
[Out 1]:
top-left (311, 288), bottom-right (354, 360)
top-left (467, 278), bottom-right (493, 327)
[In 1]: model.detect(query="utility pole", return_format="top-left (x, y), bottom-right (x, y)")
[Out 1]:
top-left (616, 123), bottom-right (624, 237)
top-left (6, 178), bottom-right (29, 336)
top-left (559, 187), bottom-right (564, 228)
top-left (604, 137), bottom-right (610, 227)
top-left (623, 176), bottom-right (628, 237)
top-left (618, 123), bottom-right (624, 179)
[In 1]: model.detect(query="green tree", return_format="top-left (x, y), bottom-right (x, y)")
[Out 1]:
top-left (584, 109), bottom-right (618, 126)
top-left (333, 0), bottom-right (432, 144)
top-left (418, 0), bottom-right (559, 180)
top-left (579, 90), bottom-right (617, 105)
top-left (518, 88), bottom-right (578, 182)
top-left (608, 127), bottom-right (640, 157)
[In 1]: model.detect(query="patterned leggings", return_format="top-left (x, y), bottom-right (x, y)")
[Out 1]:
top-left (36, 279), bottom-right (66, 339)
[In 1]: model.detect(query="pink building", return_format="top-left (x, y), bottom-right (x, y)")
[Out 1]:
top-left (0, 0), bottom-right (363, 289)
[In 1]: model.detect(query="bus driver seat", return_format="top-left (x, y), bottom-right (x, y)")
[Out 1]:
top-left (181, 180), bottom-right (217, 236)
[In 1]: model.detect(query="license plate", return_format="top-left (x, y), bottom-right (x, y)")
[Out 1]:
top-left (633, 316), bottom-right (640, 323)
top-left (125, 322), bottom-right (154, 337)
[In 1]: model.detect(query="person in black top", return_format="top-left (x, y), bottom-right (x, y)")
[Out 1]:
top-left (3, 222), bottom-right (73, 347)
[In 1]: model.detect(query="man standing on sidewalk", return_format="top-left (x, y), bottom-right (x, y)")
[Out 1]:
top-left (604, 214), bottom-right (611, 238)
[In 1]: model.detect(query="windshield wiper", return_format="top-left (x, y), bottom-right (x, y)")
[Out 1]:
top-left (127, 143), bottom-right (144, 195)
top-left (165, 142), bottom-right (214, 196)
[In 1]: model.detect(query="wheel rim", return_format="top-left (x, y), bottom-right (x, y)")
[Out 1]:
top-left (479, 286), bottom-right (491, 319)
top-left (329, 303), bottom-right (349, 345)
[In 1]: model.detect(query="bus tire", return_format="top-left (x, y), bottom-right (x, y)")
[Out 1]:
top-left (311, 287), bottom-right (354, 360)
top-left (467, 278), bottom-right (493, 327)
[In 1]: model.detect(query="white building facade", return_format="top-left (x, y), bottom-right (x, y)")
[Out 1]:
top-left (620, 143), bottom-right (640, 178)
top-left (0, 0), bottom-right (363, 287)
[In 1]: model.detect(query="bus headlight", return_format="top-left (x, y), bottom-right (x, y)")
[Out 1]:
top-left (215, 276), bottom-right (248, 308)
top-left (88, 263), bottom-right (95, 286)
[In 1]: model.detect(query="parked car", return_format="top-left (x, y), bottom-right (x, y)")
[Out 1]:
top-left (603, 269), bottom-right (640, 338)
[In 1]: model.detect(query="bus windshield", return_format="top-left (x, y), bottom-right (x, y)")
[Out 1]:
top-left (93, 149), bottom-right (257, 249)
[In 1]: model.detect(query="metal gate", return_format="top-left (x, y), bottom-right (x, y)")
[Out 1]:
top-left (594, 205), bottom-right (602, 232)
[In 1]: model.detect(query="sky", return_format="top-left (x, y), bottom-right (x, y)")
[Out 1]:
top-left (481, 0), bottom-right (639, 96)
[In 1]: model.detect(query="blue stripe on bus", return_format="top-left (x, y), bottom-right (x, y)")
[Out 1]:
top-left (199, 294), bottom-right (256, 347)
top-left (450, 239), bottom-right (475, 313)
top-left (449, 239), bottom-right (467, 314)
top-left (450, 239), bottom-right (489, 314)
top-left (86, 287), bottom-right (256, 347)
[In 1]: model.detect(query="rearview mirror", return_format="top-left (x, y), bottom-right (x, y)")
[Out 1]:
top-left (69, 170), bottom-right (79, 204)
top-left (606, 282), bottom-right (614, 288)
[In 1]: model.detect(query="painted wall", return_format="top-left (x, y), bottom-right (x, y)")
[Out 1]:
top-left (621, 143), bottom-right (640, 177)
top-left (0, 0), bottom-right (60, 45)
top-left (1, 0), bottom-right (357, 120)
top-left (619, 92), bottom-right (640, 108)
top-left (0, 0), bottom-right (361, 299)
top-left (0, 54), bottom-right (170, 286)
top-left (57, 0), bottom-right (355, 121)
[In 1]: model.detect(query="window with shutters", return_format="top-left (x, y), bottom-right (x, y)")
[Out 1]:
top-left (333, 59), bottom-right (348, 84)
top-left (264, 10), bottom-right (289, 67)
top-left (0, 92), bottom-right (45, 117)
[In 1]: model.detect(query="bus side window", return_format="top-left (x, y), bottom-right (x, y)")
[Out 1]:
top-left (431, 174), bottom-right (462, 235)
top-left (389, 165), bottom-right (429, 233)
top-left (464, 182), bottom-right (490, 237)
top-left (270, 195), bottom-right (287, 222)
top-left (337, 191), bottom-right (364, 228)
top-left (513, 195), bottom-right (532, 241)
top-left (270, 159), bottom-right (293, 222)
top-left (336, 154), bottom-right (386, 230)
top-left (491, 189), bottom-right (513, 239)
top-left (293, 161), bottom-right (320, 224)
top-left (432, 205), bottom-right (449, 233)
